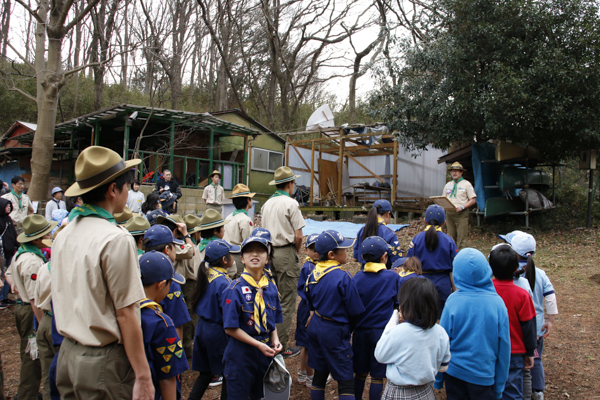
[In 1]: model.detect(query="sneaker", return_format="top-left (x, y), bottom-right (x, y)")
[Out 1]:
top-left (209, 375), bottom-right (223, 387)
top-left (305, 375), bottom-right (313, 388)
top-left (0, 301), bottom-right (7, 310)
top-left (298, 371), bottom-right (307, 383)
top-left (282, 346), bottom-right (301, 358)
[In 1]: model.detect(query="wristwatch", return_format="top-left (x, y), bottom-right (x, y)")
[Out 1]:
top-left (183, 234), bottom-right (191, 240)
top-left (460, 205), bottom-right (465, 210)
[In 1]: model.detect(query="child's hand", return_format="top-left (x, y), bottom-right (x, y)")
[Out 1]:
top-left (306, 311), bottom-right (314, 328)
top-left (271, 340), bottom-right (283, 354)
top-left (525, 356), bottom-right (535, 369)
top-left (258, 342), bottom-right (276, 357)
top-left (541, 321), bottom-right (553, 338)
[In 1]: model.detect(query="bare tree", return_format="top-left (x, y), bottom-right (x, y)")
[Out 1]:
top-left (0, 0), bottom-right (11, 58)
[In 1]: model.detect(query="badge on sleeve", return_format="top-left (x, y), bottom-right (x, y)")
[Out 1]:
top-left (174, 349), bottom-right (183, 358)
top-left (163, 355), bottom-right (172, 362)
top-left (161, 366), bottom-right (171, 374)
top-left (31, 274), bottom-right (37, 281)
top-left (156, 347), bottom-right (166, 354)
top-left (242, 286), bottom-right (251, 294)
top-left (166, 293), bottom-right (174, 300)
top-left (245, 294), bottom-right (252, 301)
top-left (168, 344), bottom-right (177, 353)
top-left (166, 337), bottom-right (177, 344)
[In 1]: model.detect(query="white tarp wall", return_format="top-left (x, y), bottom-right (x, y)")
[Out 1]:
top-left (287, 144), bottom-right (446, 199)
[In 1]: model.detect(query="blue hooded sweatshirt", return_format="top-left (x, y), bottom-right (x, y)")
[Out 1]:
top-left (434, 248), bottom-right (510, 399)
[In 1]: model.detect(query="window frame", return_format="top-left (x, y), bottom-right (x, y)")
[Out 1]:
top-left (251, 148), bottom-right (285, 173)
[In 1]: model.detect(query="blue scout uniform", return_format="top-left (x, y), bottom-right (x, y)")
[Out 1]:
top-left (296, 256), bottom-right (316, 348)
top-left (407, 228), bottom-right (457, 310)
top-left (398, 270), bottom-right (426, 288)
top-left (192, 266), bottom-right (231, 374)
top-left (354, 221), bottom-right (402, 268)
top-left (305, 261), bottom-right (365, 381)
top-left (140, 298), bottom-right (189, 400)
top-left (352, 263), bottom-right (400, 378)
top-left (222, 272), bottom-right (283, 400)
top-left (159, 281), bottom-right (191, 328)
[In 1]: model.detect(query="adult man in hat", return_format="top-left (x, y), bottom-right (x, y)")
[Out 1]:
top-left (45, 187), bottom-right (66, 222)
top-left (5, 214), bottom-right (55, 400)
top-left (260, 166), bottom-right (305, 358)
top-left (50, 146), bottom-right (154, 400)
top-left (223, 183), bottom-right (255, 278)
top-left (153, 169), bottom-right (182, 212)
top-left (443, 162), bottom-right (477, 250)
top-left (2, 175), bottom-right (34, 234)
top-left (202, 170), bottom-right (224, 214)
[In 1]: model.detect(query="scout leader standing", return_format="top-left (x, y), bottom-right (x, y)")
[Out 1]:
top-left (260, 166), bottom-right (306, 358)
top-left (51, 146), bottom-right (154, 400)
top-left (223, 183), bottom-right (255, 278)
top-left (202, 170), bottom-right (225, 214)
top-left (443, 162), bottom-right (477, 250)
top-left (2, 175), bottom-right (34, 234)
top-left (6, 214), bottom-right (55, 400)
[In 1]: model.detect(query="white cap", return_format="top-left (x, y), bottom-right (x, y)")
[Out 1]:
top-left (51, 187), bottom-right (63, 195)
top-left (510, 233), bottom-right (536, 257)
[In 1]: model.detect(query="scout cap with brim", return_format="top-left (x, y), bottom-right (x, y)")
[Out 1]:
top-left (263, 354), bottom-right (291, 400)
top-left (305, 233), bottom-right (319, 249)
top-left (510, 233), bottom-right (536, 257)
top-left (498, 230), bottom-right (526, 245)
top-left (114, 206), bottom-right (133, 225)
top-left (315, 230), bottom-right (355, 254)
top-left (251, 227), bottom-right (272, 243)
top-left (361, 236), bottom-right (391, 259)
top-left (199, 209), bottom-right (229, 230)
top-left (51, 187), bottom-right (63, 195)
top-left (228, 183), bottom-right (256, 199)
top-left (240, 236), bottom-right (270, 252)
top-left (124, 215), bottom-right (151, 236)
top-left (209, 170), bottom-right (222, 179)
top-left (143, 225), bottom-right (184, 247)
top-left (184, 214), bottom-right (202, 234)
top-left (392, 257), bottom-right (407, 269)
top-left (159, 191), bottom-right (176, 209)
top-left (204, 239), bottom-right (241, 262)
top-left (425, 204), bottom-right (446, 224)
top-left (17, 214), bottom-right (58, 244)
top-left (448, 161), bottom-right (466, 171)
top-left (65, 146), bottom-right (140, 197)
top-left (373, 199), bottom-right (392, 212)
top-left (268, 166), bottom-right (300, 186)
top-left (139, 251), bottom-right (185, 285)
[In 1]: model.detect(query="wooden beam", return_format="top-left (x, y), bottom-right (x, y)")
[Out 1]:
top-left (348, 154), bottom-right (385, 183)
top-left (290, 142), bottom-right (319, 185)
top-left (310, 140), bottom-right (315, 206)
top-left (338, 137), bottom-right (344, 205)
top-left (392, 140), bottom-right (398, 203)
top-left (290, 133), bottom-right (394, 145)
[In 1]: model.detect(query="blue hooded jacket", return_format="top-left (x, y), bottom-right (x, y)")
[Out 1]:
top-left (434, 248), bottom-right (510, 399)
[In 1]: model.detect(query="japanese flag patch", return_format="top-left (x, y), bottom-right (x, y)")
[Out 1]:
top-left (242, 286), bottom-right (252, 294)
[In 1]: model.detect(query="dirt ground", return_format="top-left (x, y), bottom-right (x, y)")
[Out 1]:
top-left (1, 220), bottom-right (599, 399)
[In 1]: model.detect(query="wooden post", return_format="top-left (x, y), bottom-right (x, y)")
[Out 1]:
top-left (392, 139), bottom-right (398, 203)
top-left (243, 135), bottom-right (249, 185)
top-left (169, 122), bottom-right (175, 172)
top-left (208, 129), bottom-right (214, 180)
top-left (338, 136), bottom-right (344, 205)
top-left (123, 123), bottom-right (130, 160)
top-left (285, 135), bottom-right (290, 166)
top-left (310, 140), bottom-right (315, 206)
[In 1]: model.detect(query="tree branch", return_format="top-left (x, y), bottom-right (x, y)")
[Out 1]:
top-left (13, 0), bottom-right (44, 23)
top-left (6, 42), bottom-right (36, 72)
top-left (64, 0), bottom-right (102, 34)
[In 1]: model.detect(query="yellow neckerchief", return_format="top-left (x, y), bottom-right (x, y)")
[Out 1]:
top-left (304, 256), bottom-right (317, 265)
top-left (424, 225), bottom-right (443, 232)
top-left (364, 262), bottom-right (387, 273)
top-left (140, 298), bottom-right (164, 312)
top-left (377, 216), bottom-right (386, 225)
top-left (240, 270), bottom-right (270, 334)
top-left (310, 260), bottom-right (342, 283)
top-left (208, 266), bottom-right (229, 283)
top-left (399, 269), bottom-right (417, 278)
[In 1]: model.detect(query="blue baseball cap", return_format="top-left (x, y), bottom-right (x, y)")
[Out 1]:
top-left (139, 251), bottom-right (185, 285)
top-left (315, 230), bottom-right (355, 254)
top-left (361, 236), bottom-right (390, 259)
top-left (205, 239), bottom-right (240, 262)
top-left (373, 199), bottom-right (392, 213)
top-left (392, 257), bottom-right (407, 269)
top-left (510, 233), bottom-right (536, 257)
top-left (426, 204), bottom-right (446, 224)
top-left (498, 230), bottom-right (526, 245)
top-left (240, 236), bottom-right (271, 252)
top-left (305, 233), bottom-right (319, 249)
top-left (143, 225), bottom-right (184, 247)
top-left (251, 227), bottom-right (272, 243)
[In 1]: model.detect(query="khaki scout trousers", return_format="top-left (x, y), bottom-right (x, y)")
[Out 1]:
top-left (205, 203), bottom-right (223, 215)
top-left (15, 304), bottom-right (41, 400)
top-left (446, 209), bottom-right (469, 250)
top-left (181, 279), bottom-right (198, 360)
top-left (232, 253), bottom-right (244, 279)
top-left (270, 245), bottom-right (300, 349)
top-left (37, 313), bottom-right (59, 400)
top-left (57, 338), bottom-right (134, 400)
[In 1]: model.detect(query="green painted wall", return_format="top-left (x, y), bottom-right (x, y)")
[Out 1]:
top-left (252, 132), bottom-right (284, 152)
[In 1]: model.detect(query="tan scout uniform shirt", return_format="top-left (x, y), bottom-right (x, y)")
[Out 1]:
top-left (7, 252), bottom-right (44, 302)
top-left (261, 195), bottom-right (306, 247)
top-left (174, 242), bottom-right (194, 280)
top-left (51, 217), bottom-right (145, 347)
top-left (2, 192), bottom-right (32, 226)
top-left (223, 212), bottom-right (253, 245)
top-left (34, 262), bottom-right (53, 312)
top-left (443, 179), bottom-right (476, 208)
top-left (202, 184), bottom-right (224, 205)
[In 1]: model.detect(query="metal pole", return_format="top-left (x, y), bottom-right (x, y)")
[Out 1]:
top-left (587, 169), bottom-right (594, 228)
top-left (169, 122), bottom-right (175, 172)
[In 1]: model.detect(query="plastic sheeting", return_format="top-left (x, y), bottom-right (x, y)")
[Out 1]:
top-left (302, 218), bottom-right (409, 239)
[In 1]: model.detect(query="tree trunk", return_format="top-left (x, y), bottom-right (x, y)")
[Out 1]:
top-left (0, 0), bottom-right (11, 58)
top-left (34, 0), bottom-right (48, 107)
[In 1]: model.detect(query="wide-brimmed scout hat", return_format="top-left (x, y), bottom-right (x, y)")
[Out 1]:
top-left (199, 209), bottom-right (229, 230)
top-left (184, 214), bottom-right (202, 234)
top-left (65, 146), bottom-right (140, 196)
top-left (124, 215), bottom-right (151, 236)
top-left (448, 162), bottom-right (466, 171)
top-left (17, 214), bottom-right (58, 244)
top-left (268, 166), bottom-right (300, 186)
top-left (228, 183), bottom-right (255, 199)
top-left (114, 206), bottom-right (133, 225)
top-left (209, 170), bottom-right (222, 179)
top-left (157, 214), bottom-right (184, 227)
